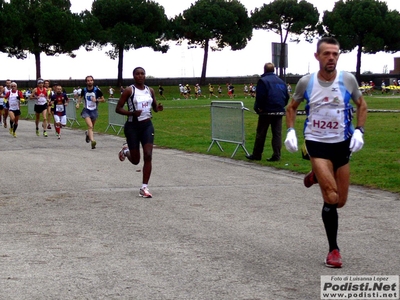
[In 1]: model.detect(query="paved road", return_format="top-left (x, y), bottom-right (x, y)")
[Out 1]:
top-left (0, 120), bottom-right (399, 299)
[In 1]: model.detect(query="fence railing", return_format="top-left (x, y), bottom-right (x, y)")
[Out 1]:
top-left (105, 98), bottom-right (126, 135)
top-left (66, 94), bottom-right (80, 127)
top-left (207, 101), bottom-right (250, 158)
top-left (25, 99), bottom-right (35, 119)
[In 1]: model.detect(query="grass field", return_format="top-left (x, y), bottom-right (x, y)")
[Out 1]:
top-left (20, 85), bottom-right (400, 194)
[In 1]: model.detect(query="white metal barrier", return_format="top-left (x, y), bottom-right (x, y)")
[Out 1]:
top-left (207, 101), bottom-right (250, 158)
top-left (105, 98), bottom-right (126, 135)
top-left (66, 95), bottom-right (80, 127)
top-left (25, 99), bottom-right (35, 119)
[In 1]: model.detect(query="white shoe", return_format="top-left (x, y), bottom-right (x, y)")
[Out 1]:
top-left (139, 187), bottom-right (152, 198)
top-left (118, 143), bottom-right (128, 161)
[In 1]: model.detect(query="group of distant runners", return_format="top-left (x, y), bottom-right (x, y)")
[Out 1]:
top-left (0, 78), bottom-right (67, 139)
top-left (0, 76), bottom-right (106, 145)
top-left (175, 82), bottom-right (237, 100)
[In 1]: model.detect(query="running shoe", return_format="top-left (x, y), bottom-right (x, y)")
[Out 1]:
top-left (139, 187), bottom-right (152, 198)
top-left (57, 134), bottom-right (61, 140)
top-left (43, 131), bottom-right (48, 137)
top-left (325, 249), bottom-right (342, 268)
top-left (36, 129), bottom-right (39, 136)
top-left (9, 127), bottom-right (13, 135)
top-left (47, 124), bottom-right (51, 129)
top-left (304, 170), bottom-right (318, 188)
top-left (118, 143), bottom-right (128, 161)
top-left (13, 132), bottom-right (17, 138)
top-left (91, 140), bottom-right (96, 149)
top-left (85, 131), bottom-right (90, 143)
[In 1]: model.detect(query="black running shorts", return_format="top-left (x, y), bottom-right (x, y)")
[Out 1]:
top-left (124, 120), bottom-right (154, 150)
top-left (305, 139), bottom-right (351, 171)
top-left (34, 104), bottom-right (48, 114)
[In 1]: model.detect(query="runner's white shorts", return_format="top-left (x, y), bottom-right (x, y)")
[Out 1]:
top-left (54, 115), bottom-right (67, 126)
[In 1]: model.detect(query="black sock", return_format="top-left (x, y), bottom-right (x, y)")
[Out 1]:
top-left (322, 202), bottom-right (339, 252)
top-left (13, 123), bottom-right (18, 132)
top-left (10, 121), bottom-right (13, 128)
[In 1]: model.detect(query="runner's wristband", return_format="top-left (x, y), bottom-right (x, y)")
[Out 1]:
top-left (355, 126), bottom-right (365, 134)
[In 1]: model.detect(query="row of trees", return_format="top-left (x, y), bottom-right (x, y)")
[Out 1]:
top-left (1, 0), bottom-right (400, 85)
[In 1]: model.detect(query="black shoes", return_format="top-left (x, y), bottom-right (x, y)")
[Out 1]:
top-left (266, 156), bottom-right (280, 162)
top-left (246, 154), bottom-right (261, 161)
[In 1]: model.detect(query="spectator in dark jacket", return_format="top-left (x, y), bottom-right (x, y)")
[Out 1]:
top-left (246, 62), bottom-right (289, 162)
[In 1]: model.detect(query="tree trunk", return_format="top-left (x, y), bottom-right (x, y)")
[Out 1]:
top-left (356, 45), bottom-right (362, 83)
top-left (35, 51), bottom-right (41, 80)
top-left (200, 39), bottom-right (209, 86)
top-left (117, 46), bottom-right (124, 87)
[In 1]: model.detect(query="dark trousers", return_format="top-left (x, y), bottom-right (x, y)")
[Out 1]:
top-left (251, 114), bottom-right (283, 160)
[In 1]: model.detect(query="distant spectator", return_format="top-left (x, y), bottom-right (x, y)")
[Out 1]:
top-left (369, 81), bottom-right (375, 94)
top-left (186, 84), bottom-right (192, 99)
top-left (250, 83), bottom-right (256, 98)
top-left (77, 86), bottom-right (82, 98)
top-left (73, 87), bottom-right (79, 100)
top-left (392, 80), bottom-right (398, 95)
top-left (381, 80), bottom-right (386, 94)
top-left (194, 84), bottom-right (199, 99)
top-left (194, 84), bottom-right (205, 99)
top-left (24, 88), bottom-right (32, 99)
top-left (287, 83), bottom-right (292, 95)
top-left (217, 85), bottom-right (222, 97)
top-left (109, 86), bottom-right (115, 98)
top-left (158, 85), bottom-right (166, 100)
top-left (244, 84), bottom-right (249, 98)
top-left (183, 84), bottom-right (188, 99)
top-left (208, 84), bottom-right (218, 99)
top-left (228, 83), bottom-right (235, 99)
top-left (179, 84), bottom-right (184, 98)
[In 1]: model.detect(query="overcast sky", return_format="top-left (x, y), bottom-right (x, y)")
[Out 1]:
top-left (2, 0), bottom-right (399, 81)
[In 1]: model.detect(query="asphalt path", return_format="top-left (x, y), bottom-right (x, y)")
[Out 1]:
top-left (0, 120), bottom-right (399, 299)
